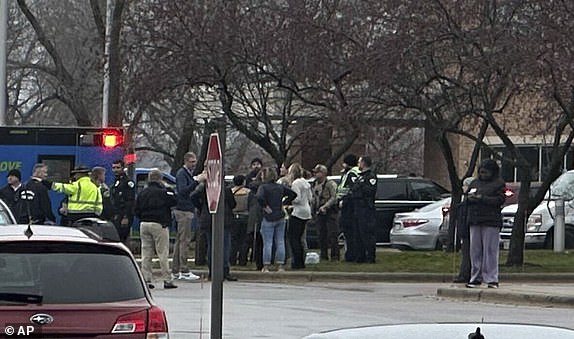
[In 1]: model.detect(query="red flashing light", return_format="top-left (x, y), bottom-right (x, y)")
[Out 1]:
top-left (124, 153), bottom-right (137, 165)
top-left (102, 131), bottom-right (122, 148)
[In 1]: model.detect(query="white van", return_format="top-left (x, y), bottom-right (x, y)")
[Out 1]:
top-left (500, 170), bottom-right (574, 249)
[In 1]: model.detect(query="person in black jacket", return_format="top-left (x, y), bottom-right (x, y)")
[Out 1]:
top-left (110, 160), bottom-right (135, 244)
top-left (465, 160), bottom-right (506, 289)
top-left (190, 176), bottom-right (238, 281)
top-left (135, 169), bottom-right (178, 289)
top-left (350, 156), bottom-right (378, 263)
top-left (17, 164), bottom-right (55, 225)
top-left (0, 169), bottom-right (23, 218)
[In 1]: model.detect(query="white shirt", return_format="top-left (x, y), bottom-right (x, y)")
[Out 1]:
top-left (290, 178), bottom-right (312, 220)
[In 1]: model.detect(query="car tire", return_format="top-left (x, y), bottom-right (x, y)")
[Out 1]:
top-left (544, 226), bottom-right (574, 249)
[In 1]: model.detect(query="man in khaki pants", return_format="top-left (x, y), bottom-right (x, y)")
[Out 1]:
top-left (172, 152), bottom-right (204, 280)
top-left (135, 170), bottom-right (178, 289)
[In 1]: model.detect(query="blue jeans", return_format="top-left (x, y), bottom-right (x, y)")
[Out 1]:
top-left (206, 227), bottom-right (231, 276)
top-left (260, 218), bottom-right (286, 265)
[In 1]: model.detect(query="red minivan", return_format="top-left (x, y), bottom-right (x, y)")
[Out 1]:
top-left (0, 225), bottom-right (169, 338)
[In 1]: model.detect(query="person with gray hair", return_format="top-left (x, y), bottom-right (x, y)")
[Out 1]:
top-left (17, 163), bottom-right (55, 224)
top-left (135, 169), bottom-right (178, 289)
top-left (312, 164), bottom-right (339, 262)
top-left (91, 166), bottom-right (113, 222)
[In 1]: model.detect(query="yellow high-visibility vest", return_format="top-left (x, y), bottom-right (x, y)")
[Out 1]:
top-left (53, 176), bottom-right (102, 215)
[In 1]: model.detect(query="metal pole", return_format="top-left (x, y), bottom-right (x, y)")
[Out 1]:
top-left (554, 199), bottom-right (565, 252)
top-left (0, 0), bottom-right (8, 126)
top-left (211, 121), bottom-right (226, 339)
top-left (101, 0), bottom-right (113, 127)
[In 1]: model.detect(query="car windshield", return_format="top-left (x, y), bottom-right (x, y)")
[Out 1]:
top-left (0, 242), bottom-right (145, 304)
top-left (549, 172), bottom-right (574, 200)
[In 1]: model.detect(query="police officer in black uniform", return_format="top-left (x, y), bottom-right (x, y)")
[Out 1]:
top-left (110, 159), bottom-right (135, 244)
top-left (350, 156), bottom-right (378, 263)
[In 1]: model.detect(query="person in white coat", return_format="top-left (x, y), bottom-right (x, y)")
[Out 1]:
top-left (287, 163), bottom-right (313, 269)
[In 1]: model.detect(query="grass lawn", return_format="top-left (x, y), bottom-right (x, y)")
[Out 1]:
top-left (221, 249), bottom-right (574, 274)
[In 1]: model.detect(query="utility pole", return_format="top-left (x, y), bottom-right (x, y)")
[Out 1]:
top-left (101, 0), bottom-right (114, 128)
top-left (0, 0), bottom-right (8, 126)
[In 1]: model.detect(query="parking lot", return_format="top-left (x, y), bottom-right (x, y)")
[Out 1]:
top-left (152, 281), bottom-right (574, 338)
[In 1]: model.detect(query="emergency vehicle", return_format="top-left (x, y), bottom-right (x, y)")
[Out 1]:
top-left (0, 126), bottom-right (126, 224)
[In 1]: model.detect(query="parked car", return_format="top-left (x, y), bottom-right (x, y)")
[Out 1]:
top-left (0, 224), bottom-right (169, 337)
top-left (305, 175), bottom-right (449, 248)
top-left (390, 197), bottom-right (451, 250)
top-left (0, 198), bottom-right (16, 225)
top-left (438, 181), bottom-right (542, 250)
top-left (500, 173), bottom-right (574, 249)
top-left (303, 323), bottom-right (574, 339)
top-left (373, 175), bottom-right (450, 244)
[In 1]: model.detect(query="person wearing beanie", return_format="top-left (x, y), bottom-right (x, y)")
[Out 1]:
top-left (465, 159), bottom-right (506, 289)
top-left (0, 169), bottom-right (23, 218)
top-left (336, 154), bottom-right (361, 262)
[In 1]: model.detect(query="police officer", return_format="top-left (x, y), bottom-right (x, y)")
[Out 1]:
top-left (110, 159), bottom-right (135, 244)
top-left (349, 156), bottom-right (378, 263)
top-left (18, 163), bottom-right (56, 225)
top-left (336, 154), bottom-right (361, 262)
top-left (50, 165), bottom-right (102, 225)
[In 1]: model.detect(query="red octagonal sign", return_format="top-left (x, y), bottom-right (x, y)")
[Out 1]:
top-left (206, 133), bottom-right (222, 214)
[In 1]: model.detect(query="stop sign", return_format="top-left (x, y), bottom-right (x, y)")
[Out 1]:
top-left (206, 133), bottom-right (222, 214)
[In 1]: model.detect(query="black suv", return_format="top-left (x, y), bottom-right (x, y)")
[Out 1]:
top-left (306, 175), bottom-right (449, 247)
top-left (373, 175), bottom-right (449, 244)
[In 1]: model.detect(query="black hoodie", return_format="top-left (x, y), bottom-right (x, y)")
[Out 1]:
top-left (466, 160), bottom-right (506, 228)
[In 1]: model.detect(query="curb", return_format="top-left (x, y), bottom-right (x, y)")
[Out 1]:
top-left (158, 270), bottom-right (574, 284)
top-left (437, 287), bottom-right (574, 309)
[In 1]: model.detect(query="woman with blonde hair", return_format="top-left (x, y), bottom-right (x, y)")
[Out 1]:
top-left (256, 167), bottom-right (297, 272)
top-left (287, 163), bottom-right (313, 269)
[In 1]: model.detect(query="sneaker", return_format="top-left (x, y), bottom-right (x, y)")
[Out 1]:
top-left (466, 281), bottom-right (482, 288)
top-left (487, 282), bottom-right (499, 289)
top-left (171, 273), bottom-right (179, 280)
top-left (163, 281), bottom-right (178, 289)
top-left (224, 274), bottom-right (238, 282)
top-left (146, 281), bottom-right (155, 289)
top-left (261, 266), bottom-right (270, 273)
top-left (178, 272), bottom-right (200, 281)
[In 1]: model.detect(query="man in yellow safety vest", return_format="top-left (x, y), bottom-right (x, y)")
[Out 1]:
top-left (49, 166), bottom-right (103, 225)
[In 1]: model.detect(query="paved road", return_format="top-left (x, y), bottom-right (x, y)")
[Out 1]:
top-left (151, 281), bottom-right (574, 338)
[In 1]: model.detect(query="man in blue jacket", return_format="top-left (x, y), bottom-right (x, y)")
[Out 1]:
top-left (171, 152), bottom-right (205, 281)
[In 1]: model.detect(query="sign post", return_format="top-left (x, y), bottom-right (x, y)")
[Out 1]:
top-left (206, 132), bottom-right (224, 339)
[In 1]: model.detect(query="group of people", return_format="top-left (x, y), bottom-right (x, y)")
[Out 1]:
top-left (0, 161), bottom-right (134, 233)
top-left (452, 159), bottom-right (506, 289)
top-left (222, 153), bottom-right (380, 274)
top-left (0, 151), bottom-right (385, 289)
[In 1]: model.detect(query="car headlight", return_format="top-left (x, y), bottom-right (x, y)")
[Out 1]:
top-left (526, 213), bottom-right (542, 232)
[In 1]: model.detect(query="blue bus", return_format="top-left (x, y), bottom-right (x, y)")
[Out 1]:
top-left (0, 126), bottom-right (125, 224)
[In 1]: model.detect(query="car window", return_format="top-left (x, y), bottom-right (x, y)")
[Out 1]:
top-left (0, 242), bottom-right (145, 304)
top-left (410, 180), bottom-right (448, 201)
top-left (376, 180), bottom-right (408, 200)
top-left (0, 207), bottom-right (12, 225)
top-left (417, 197), bottom-right (451, 212)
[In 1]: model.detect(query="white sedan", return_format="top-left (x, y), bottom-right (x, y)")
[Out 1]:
top-left (390, 197), bottom-right (451, 250)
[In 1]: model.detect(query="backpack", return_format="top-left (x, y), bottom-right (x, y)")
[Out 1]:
top-left (232, 186), bottom-right (250, 214)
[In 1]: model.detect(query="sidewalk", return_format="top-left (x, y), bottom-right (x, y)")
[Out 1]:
top-left (437, 283), bottom-right (574, 309)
